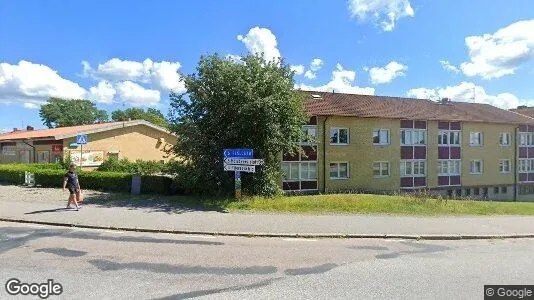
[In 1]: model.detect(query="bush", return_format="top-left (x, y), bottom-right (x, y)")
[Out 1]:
top-left (97, 157), bottom-right (168, 175)
top-left (0, 164), bottom-right (178, 195)
top-left (140, 175), bottom-right (173, 195)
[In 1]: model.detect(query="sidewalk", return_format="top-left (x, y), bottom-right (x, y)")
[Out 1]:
top-left (1, 185), bottom-right (534, 239)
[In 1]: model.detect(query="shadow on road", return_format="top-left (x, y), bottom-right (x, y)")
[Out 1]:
top-left (25, 208), bottom-right (69, 214)
top-left (79, 193), bottom-right (233, 215)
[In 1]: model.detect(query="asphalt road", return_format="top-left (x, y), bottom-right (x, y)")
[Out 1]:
top-left (0, 222), bottom-right (533, 300)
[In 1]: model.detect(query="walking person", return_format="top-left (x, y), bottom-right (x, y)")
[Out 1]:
top-left (63, 164), bottom-right (82, 211)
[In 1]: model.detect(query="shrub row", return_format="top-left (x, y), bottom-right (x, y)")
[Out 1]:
top-left (0, 164), bottom-right (176, 194)
top-left (96, 157), bottom-right (172, 175)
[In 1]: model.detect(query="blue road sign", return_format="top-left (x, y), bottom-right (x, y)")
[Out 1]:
top-left (76, 134), bottom-right (88, 145)
top-left (223, 148), bottom-right (253, 158)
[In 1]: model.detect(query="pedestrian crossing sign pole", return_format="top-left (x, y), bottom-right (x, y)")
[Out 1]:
top-left (76, 134), bottom-right (88, 168)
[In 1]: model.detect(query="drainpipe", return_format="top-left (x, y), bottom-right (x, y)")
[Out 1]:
top-left (323, 116), bottom-right (329, 193)
top-left (22, 140), bottom-right (36, 163)
top-left (514, 126), bottom-right (518, 201)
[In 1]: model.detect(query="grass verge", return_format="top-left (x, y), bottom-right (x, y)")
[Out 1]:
top-left (221, 194), bottom-right (534, 215)
top-left (86, 192), bottom-right (534, 216)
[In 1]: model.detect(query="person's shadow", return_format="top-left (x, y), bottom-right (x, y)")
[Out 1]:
top-left (25, 208), bottom-right (72, 215)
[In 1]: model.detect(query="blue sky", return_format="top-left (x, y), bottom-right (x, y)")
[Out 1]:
top-left (1, 0), bottom-right (533, 131)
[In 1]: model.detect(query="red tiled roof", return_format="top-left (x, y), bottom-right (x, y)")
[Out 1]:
top-left (511, 107), bottom-right (534, 118)
top-left (0, 120), bottom-right (171, 141)
top-left (303, 91), bottom-right (534, 125)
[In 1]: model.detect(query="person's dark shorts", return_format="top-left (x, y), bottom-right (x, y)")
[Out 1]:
top-left (68, 187), bottom-right (79, 195)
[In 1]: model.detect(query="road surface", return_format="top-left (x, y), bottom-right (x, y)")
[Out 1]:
top-left (0, 222), bottom-right (533, 299)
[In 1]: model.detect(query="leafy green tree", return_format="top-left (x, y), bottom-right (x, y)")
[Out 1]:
top-left (111, 108), bottom-right (169, 128)
top-left (39, 98), bottom-right (108, 128)
top-left (169, 54), bottom-right (307, 197)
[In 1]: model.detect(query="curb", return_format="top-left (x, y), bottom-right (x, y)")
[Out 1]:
top-left (1, 218), bottom-right (534, 240)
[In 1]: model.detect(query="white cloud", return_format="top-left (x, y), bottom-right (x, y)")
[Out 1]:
top-left (368, 61), bottom-right (407, 84)
top-left (23, 102), bottom-right (41, 109)
top-left (302, 58), bottom-right (324, 80)
top-left (407, 81), bottom-right (533, 109)
top-left (290, 65), bottom-right (305, 75)
top-left (296, 63), bottom-right (375, 95)
top-left (88, 80), bottom-right (116, 104)
top-left (237, 27), bottom-right (281, 63)
top-left (348, 0), bottom-right (415, 31)
top-left (440, 60), bottom-right (460, 73)
top-left (82, 58), bottom-right (185, 92)
top-left (304, 70), bottom-right (317, 80)
top-left (150, 61), bottom-right (185, 92)
top-left (459, 19), bottom-right (534, 79)
top-left (310, 58), bottom-right (323, 71)
top-left (0, 60), bottom-right (87, 105)
top-left (115, 81), bottom-right (161, 107)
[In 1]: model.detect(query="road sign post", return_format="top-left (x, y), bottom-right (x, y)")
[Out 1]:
top-left (76, 134), bottom-right (88, 168)
top-left (223, 148), bottom-right (263, 199)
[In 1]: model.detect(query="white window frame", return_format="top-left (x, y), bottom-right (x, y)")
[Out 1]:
top-left (282, 162), bottom-right (317, 181)
top-left (372, 161), bottom-right (390, 178)
top-left (329, 162), bottom-right (349, 179)
top-left (519, 159), bottom-right (534, 173)
top-left (499, 159), bottom-right (511, 174)
top-left (373, 129), bottom-right (390, 145)
top-left (301, 125), bottom-right (317, 145)
top-left (499, 132), bottom-right (510, 146)
top-left (400, 160), bottom-right (426, 177)
top-left (469, 160), bottom-right (483, 174)
top-left (300, 162), bottom-right (317, 180)
top-left (520, 132), bottom-right (534, 146)
top-left (330, 128), bottom-right (349, 145)
top-left (438, 160), bottom-right (461, 176)
top-left (400, 129), bottom-right (426, 146)
top-left (469, 132), bottom-right (483, 146)
top-left (438, 130), bottom-right (461, 146)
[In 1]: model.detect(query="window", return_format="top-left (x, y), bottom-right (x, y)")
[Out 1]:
top-left (499, 133), bottom-right (510, 146)
top-left (447, 189), bottom-right (453, 197)
top-left (455, 189), bottom-right (462, 197)
top-left (474, 188), bottom-right (480, 196)
top-left (520, 132), bottom-right (528, 146)
top-left (373, 129), bottom-right (390, 145)
top-left (482, 187), bottom-right (488, 196)
top-left (501, 186), bottom-right (508, 194)
top-left (373, 161), bottom-right (390, 177)
top-left (469, 132), bottom-right (483, 146)
top-left (469, 160), bottom-right (483, 174)
top-left (439, 131), bottom-right (460, 145)
top-left (330, 162), bottom-right (349, 179)
top-left (400, 160), bottom-right (426, 177)
top-left (465, 188), bottom-right (471, 196)
top-left (494, 187), bottom-right (499, 194)
top-left (401, 129), bottom-right (426, 145)
top-left (438, 160), bottom-right (461, 175)
top-left (282, 162), bottom-right (300, 181)
top-left (282, 162), bottom-right (317, 181)
top-left (300, 162), bottom-right (317, 180)
top-left (499, 159), bottom-right (511, 173)
top-left (330, 128), bottom-right (349, 144)
top-left (302, 126), bottom-right (317, 144)
top-left (519, 159), bottom-right (534, 172)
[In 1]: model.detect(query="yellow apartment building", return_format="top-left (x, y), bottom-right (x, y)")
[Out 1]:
top-left (282, 91), bottom-right (534, 201)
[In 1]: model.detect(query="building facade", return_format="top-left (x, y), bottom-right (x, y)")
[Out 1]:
top-left (0, 120), bottom-right (177, 169)
top-left (282, 92), bottom-right (534, 201)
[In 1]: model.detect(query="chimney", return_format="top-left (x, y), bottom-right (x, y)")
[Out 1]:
top-left (26, 126), bottom-right (34, 131)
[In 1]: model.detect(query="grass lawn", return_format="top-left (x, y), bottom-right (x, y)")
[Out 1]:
top-left (90, 192), bottom-right (534, 216)
top-left (204, 193), bottom-right (534, 215)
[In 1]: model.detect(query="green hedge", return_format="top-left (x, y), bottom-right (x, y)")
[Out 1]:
top-left (0, 164), bottom-right (177, 195)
